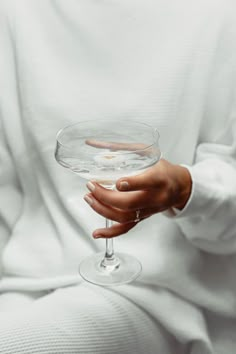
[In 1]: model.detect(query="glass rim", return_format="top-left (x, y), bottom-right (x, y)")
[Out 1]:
top-left (56, 119), bottom-right (160, 154)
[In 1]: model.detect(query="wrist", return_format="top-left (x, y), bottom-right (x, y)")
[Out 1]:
top-left (173, 165), bottom-right (192, 210)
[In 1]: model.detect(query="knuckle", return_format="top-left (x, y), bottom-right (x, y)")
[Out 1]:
top-left (124, 199), bottom-right (136, 210)
top-left (116, 212), bottom-right (128, 224)
top-left (159, 176), bottom-right (168, 188)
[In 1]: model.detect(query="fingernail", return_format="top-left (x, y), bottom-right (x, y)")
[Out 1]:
top-left (84, 194), bottom-right (93, 206)
top-left (119, 181), bottom-right (129, 191)
top-left (93, 233), bottom-right (102, 239)
top-left (87, 181), bottom-right (95, 192)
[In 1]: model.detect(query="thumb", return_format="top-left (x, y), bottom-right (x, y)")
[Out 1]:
top-left (116, 168), bottom-right (158, 192)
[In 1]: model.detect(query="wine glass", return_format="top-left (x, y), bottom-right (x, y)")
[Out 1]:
top-left (55, 119), bottom-right (161, 286)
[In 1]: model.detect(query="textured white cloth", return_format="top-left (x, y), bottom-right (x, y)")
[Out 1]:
top-left (0, 285), bottom-right (182, 354)
top-left (0, 0), bottom-right (236, 353)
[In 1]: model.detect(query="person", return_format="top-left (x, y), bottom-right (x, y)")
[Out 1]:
top-left (0, 0), bottom-right (236, 353)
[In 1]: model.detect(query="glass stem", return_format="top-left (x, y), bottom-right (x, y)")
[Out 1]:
top-left (100, 218), bottom-right (120, 270)
top-left (105, 218), bottom-right (114, 259)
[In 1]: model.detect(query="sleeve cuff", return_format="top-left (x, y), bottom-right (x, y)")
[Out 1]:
top-left (162, 164), bottom-right (195, 219)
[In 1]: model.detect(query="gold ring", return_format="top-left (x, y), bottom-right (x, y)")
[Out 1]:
top-left (134, 210), bottom-right (141, 222)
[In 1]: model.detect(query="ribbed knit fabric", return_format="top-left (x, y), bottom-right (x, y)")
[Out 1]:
top-left (0, 0), bottom-right (236, 353)
top-left (0, 285), bottom-right (183, 354)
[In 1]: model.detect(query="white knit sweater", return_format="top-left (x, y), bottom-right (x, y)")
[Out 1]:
top-left (0, 0), bottom-right (236, 352)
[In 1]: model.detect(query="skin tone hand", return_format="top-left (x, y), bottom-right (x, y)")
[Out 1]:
top-left (85, 139), bottom-right (151, 156)
top-left (84, 159), bottom-right (192, 239)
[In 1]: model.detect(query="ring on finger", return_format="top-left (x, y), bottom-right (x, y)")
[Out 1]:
top-left (134, 209), bottom-right (141, 222)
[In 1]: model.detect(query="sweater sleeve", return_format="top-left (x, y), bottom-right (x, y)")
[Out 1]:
top-left (165, 11), bottom-right (236, 255)
top-left (174, 136), bottom-right (236, 255)
top-left (168, 91), bottom-right (236, 255)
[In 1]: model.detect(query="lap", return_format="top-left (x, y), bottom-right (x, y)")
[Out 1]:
top-left (0, 283), bottom-right (182, 354)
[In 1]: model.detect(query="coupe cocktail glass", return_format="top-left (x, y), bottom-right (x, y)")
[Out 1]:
top-left (55, 120), bottom-right (161, 286)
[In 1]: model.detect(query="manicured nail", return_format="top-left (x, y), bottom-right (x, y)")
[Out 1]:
top-left (93, 233), bottom-right (102, 239)
top-left (84, 194), bottom-right (93, 206)
top-left (87, 181), bottom-right (95, 192)
top-left (119, 181), bottom-right (129, 191)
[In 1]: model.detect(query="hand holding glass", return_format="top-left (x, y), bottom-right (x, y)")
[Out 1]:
top-left (55, 120), bottom-right (161, 286)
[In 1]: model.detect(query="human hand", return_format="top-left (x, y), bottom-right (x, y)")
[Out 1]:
top-left (84, 159), bottom-right (192, 238)
top-left (86, 139), bottom-right (159, 157)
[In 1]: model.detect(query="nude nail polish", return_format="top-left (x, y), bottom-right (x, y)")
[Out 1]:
top-left (87, 181), bottom-right (95, 192)
top-left (119, 181), bottom-right (129, 191)
top-left (84, 195), bottom-right (93, 206)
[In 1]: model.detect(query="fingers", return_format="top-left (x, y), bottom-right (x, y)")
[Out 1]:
top-left (116, 161), bottom-right (166, 192)
top-left (82, 159), bottom-right (190, 239)
top-left (116, 169), bottom-right (155, 192)
top-left (92, 222), bottom-right (137, 239)
top-left (85, 139), bottom-right (113, 150)
top-left (84, 190), bottom-right (155, 238)
top-left (84, 192), bottom-right (154, 225)
top-left (84, 192), bottom-right (138, 238)
top-left (86, 181), bottom-right (153, 210)
top-left (86, 139), bottom-right (148, 152)
top-left (84, 193), bottom-right (135, 224)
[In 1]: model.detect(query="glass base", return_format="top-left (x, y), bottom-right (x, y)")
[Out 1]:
top-left (79, 251), bottom-right (142, 286)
